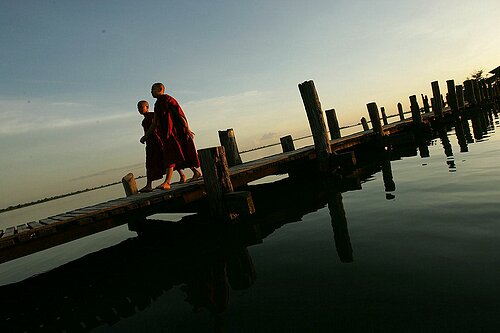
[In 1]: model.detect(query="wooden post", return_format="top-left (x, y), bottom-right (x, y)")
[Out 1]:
top-left (367, 103), bottom-right (383, 135)
top-left (422, 94), bottom-right (430, 113)
top-left (325, 108), bottom-right (341, 140)
top-left (473, 80), bottom-right (482, 104)
top-left (464, 79), bottom-right (476, 106)
top-left (280, 135), bottom-right (295, 152)
top-left (456, 85), bottom-right (465, 109)
top-left (410, 95), bottom-right (422, 127)
top-left (218, 128), bottom-right (242, 167)
top-left (397, 103), bottom-right (404, 120)
top-left (380, 107), bottom-right (388, 125)
top-left (298, 80), bottom-right (332, 172)
top-left (446, 80), bottom-right (459, 114)
top-left (198, 146), bottom-right (234, 221)
top-left (431, 81), bottom-right (443, 117)
top-left (121, 173), bottom-right (138, 197)
top-left (360, 117), bottom-right (369, 131)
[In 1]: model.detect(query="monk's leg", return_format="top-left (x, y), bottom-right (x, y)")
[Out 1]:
top-left (157, 167), bottom-right (173, 190)
top-left (178, 169), bottom-right (187, 183)
top-left (189, 167), bottom-right (202, 181)
top-left (139, 179), bottom-right (153, 192)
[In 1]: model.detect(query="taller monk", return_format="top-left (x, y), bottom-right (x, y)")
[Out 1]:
top-left (140, 82), bottom-right (202, 190)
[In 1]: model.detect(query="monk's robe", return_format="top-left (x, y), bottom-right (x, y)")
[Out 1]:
top-left (154, 94), bottom-right (200, 169)
top-left (142, 112), bottom-right (165, 182)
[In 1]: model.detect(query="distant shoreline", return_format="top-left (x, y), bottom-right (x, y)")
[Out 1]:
top-left (0, 175), bottom-right (145, 213)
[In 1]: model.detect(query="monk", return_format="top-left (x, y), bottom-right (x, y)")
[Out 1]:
top-left (140, 83), bottom-right (202, 190)
top-left (137, 100), bottom-right (188, 192)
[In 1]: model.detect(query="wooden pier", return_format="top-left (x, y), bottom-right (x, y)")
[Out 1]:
top-left (1, 76), bottom-right (499, 264)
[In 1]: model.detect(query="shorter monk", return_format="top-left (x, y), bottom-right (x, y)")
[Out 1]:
top-left (137, 100), bottom-right (187, 192)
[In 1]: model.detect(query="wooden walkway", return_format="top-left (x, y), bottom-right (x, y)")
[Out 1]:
top-left (1, 75), bottom-right (498, 264)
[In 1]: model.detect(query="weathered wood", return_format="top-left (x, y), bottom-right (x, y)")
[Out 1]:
top-left (218, 128), bottom-right (242, 167)
top-left (397, 103), bottom-right (405, 120)
top-left (325, 108), bottom-right (341, 140)
top-left (3, 227), bottom-right (15, 237)
top-left (280, 135), bottom-right (295, 152)
top-left (409, 95), bottom-right (422, 126)
top-left (464, 79), bottom-right (477, 106)
top-left (473, 80), bottom-right (482, 104)
top-left (431, 81), bottom-right (444, 117)
top-left (198, 146), bottom-right (234, 221)
top-left (447, 80), bottom-right (459, 114)
top-left (121, 173), bottom-right (138, 197)
top-left (422, 94), bottom-right (430, 113)
top-left (224, 191), bottom-right (255, 215)
top-left (298, 80), bottom-right (332, 172)
top-left (367, 102), bottom-right (383, 135)
top-left (380, 107), bottom-right (388, 125)
top-left (361, 117), bottom-right (369, 131)
top-left (456, 85), bottom-right (465, 109)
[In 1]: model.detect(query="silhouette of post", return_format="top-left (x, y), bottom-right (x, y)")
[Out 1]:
top-left (298, 80), bottom-right (332, 172)
top-left (397, 102), bottom-right (405, 120)
top-left (361, 117), bottom-right (369, 131)
top-left (456, 85), bottom-right (465, 109)
top-left (446, 80), bottom-right (459, 114)
top-left (367, 102), bottom-right (383, 135)
top-left (327, 189), bottom-right (353, 263)
top-left (218, 129), bottom-right (242, 167)
top-left (464, 79), bottom-right (476, 106)
top-left (410, 95), bottom-right (422, 127)
top-left (381, 106), bottom-right (388, 125)
top-left (431, 81), bottom-right (444, 117)
top-left (280, 135), bottom-right (295, 152)
top-left (325, 108), bottom-right (341, 140)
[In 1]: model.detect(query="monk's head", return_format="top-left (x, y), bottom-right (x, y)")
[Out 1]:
top-left (137, 100), bottom-right (149, 115)
top-left (151, 83), bottom-right (165, 98)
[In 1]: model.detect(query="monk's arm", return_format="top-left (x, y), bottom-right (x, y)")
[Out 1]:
top-left (140, 114), bottom-right (158, 144)
top-left (172, 108), bottom-right (195, 138)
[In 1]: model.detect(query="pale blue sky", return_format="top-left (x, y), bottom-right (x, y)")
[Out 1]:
top-left (1, 0), bottom-right (499, 207)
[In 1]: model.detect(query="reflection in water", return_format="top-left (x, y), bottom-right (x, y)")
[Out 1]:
top-left (326, 182), bottom-right (353, 263)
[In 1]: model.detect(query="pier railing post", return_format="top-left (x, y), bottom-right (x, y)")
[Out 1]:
top-left (360, 117), bottom-right (369, 131)
top-left (464, 79), bottom-right (477, 106)
top-left (325, 108), bottom-right (341, 140)
top-left (447, 79), bottom-right (459, 115)
top-left (280, 135), bottom-right (295, 152)
top-left (198, 146), bottom-right (255, 222)
top-left (218, 128), bottom-right (242, 167)
top-left (298, 80), bottom-right (332, 172)
top-left (410, 95), bottom-right (422, 127)
top-left (431, 81), bottom-right (444, 118)
top-left (456, 85), bottom-right (465, 110)
top-left (121, 173), bottom-right (138, 197)
top-left (397, 103), bottom-right (405, 120)
top-left (367, 102), bottom-right (383, 135)
top-left (381, 107), bottom-right (388, 125)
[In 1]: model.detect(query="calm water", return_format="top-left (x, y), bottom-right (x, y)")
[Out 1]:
top-left (1, 113), bottom-right (500, 332)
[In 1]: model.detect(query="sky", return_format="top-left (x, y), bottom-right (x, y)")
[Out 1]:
top-left (0, 0), bottom-right (499, 208)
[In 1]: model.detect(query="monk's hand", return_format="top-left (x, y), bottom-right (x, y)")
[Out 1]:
top-left (140, 136), bottom-right (146, 144)
top-left (187, 129), bottom-right (195, 139)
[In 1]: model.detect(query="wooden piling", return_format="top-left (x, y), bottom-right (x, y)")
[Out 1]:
top-left (325, 108), bottom-right (341, 140)
top-left (121, 173), bottom-right (138, 197)
top-left (360, 117), bottom-right (369, 131)
top-left (381, 107), bottom-right (388, 125)
top-left (422, 94), bottom-right (430, 113)
top-left (464, 80), bottom-right (476, 106)
top-left (198, 146), bottom-right (234, 221)
top-left (298, 80), bottom-right (332, 172)
top-left (431, 81), bottom-right (443, 117)
top-left (473, 80), bottom-right (482, 104)
top-left (456, 85), bottom-right (465, 109)
top-left (218, 128), bottom-right (242, 167)
top-left (446, 80), bottom-right (459, 114)
top-left (280, 135), bottom-right (295, 152)
top-left (409, 95), bottom-right (422, 127)
top-left (367, 103), bottom-right (383, 135)
top-left (397, 103), bottom-right (404, 120)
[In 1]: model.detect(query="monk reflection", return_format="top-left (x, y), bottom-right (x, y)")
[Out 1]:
top-left (181, 247), bottom-right (256, 333)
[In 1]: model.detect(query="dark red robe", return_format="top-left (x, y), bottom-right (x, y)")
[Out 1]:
top-left (154, 94), bottom-right (200, 169)
top-left (142, 112), bottom-right (165, 182)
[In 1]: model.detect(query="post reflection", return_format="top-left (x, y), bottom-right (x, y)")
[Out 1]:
top-left (326, 184), bottom-right (353, 263)
top-left (454, 118), bottom-right (468, 153)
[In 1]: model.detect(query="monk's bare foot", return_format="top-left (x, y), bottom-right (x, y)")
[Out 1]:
top-left (179, 174), bottom-right (187, 183)
top-left (189, 171), bottom-right (202, 182)
top-left (156, 182), bottom-right (171, 190)
top-left (139, 185), bottom-right (152, 193)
